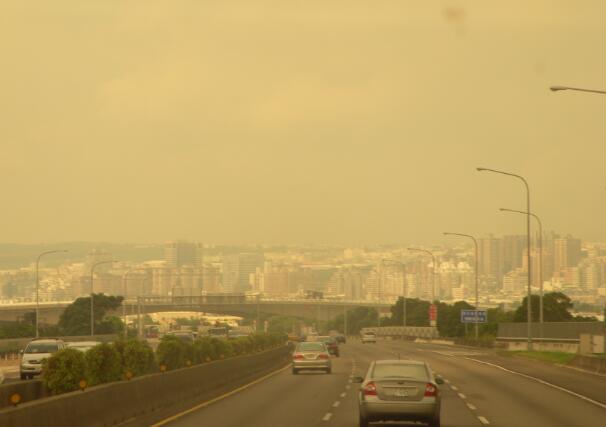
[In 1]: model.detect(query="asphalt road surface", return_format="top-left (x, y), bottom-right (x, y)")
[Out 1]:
top-left (156, 339), bottom-right (606, 427)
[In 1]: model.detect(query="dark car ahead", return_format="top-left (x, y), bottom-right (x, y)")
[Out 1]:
top-left (318, 335), bottom-right (340, 357)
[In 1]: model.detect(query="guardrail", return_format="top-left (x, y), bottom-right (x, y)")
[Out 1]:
top-left (0, 345), bottom-right (291, 426)
top-left (361, 326), bottom-right (439, 339)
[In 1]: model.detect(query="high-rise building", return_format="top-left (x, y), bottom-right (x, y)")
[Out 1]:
top-left (502, 235), bottom-right (526, 275)
top-left (222, 253), bottom-right (265, 293)
top-left (553, 237), bottom-right (582, 273)
top-left (164, 241), bottom-right (203, 268)
top-left (478, 235), bottom-right (503, 282)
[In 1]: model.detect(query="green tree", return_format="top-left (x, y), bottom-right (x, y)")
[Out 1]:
top-left (85, 343), bottom-right (122, 386)
top-left (326, 307), bottom-right (379, 335)
top-left (156, 335), bottom-right (188, 370)
top-left (514, 292), bottom-right (581, 322)
top-left (42, 348), bottom-right (87, 395)
top-left (57, 293), bottom-right (123, 336)
top-left (113, 339), bottom-right (156, 377)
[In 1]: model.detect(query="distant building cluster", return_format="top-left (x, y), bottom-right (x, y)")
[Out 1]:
top-left (1, 235), bottom-right (605, 309)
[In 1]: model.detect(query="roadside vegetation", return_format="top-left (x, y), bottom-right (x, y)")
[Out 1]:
top-left (500, 350), bottom-right (577, 365)
top-left (42, 332), bottom-right (286, 395)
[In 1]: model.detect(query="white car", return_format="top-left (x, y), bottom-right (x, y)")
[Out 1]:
top-left (66, 341), bottom-right (101, 352)
top-left (361, 331), bottom-right (377, 344)
top-left (20, 338), bottom-right (66, 380)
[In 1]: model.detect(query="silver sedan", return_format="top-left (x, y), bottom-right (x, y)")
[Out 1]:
top-left (291, 341), bottom-right (332, 374)
top-left (355, 359), bottom-right (444, 427)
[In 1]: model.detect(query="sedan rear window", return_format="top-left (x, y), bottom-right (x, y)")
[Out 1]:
top-left (297, 342), bottom-right (325, 352)
top-left (372, 363), bottom-right (428, 380)
top-left (25, 343), bottom-right (59, 354)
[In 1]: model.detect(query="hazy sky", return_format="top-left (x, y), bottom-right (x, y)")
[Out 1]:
top-left (1, 1), bottom-right (605, 245)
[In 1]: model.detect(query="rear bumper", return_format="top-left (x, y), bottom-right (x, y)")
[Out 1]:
top-left (292, 360), bottom-right (331, 370)
top-left (360, 400), bottom-right (439, 422)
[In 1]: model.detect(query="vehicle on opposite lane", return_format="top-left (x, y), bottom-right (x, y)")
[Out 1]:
top-left (361, 331), bottom-right (377, 344)
top-left (292, 341), bottom-right (332, 374)
top-left (355, 359), bottom-right (444, 427)
top-left (20, 338), bottom-right (66, 380)
top-left (66, 341), bottom-right (101, 352)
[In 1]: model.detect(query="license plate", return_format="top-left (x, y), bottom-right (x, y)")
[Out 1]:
top-left (395, 389), bottom-right (408, 397)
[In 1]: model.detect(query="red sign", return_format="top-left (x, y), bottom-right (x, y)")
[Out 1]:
top-left (429, 304), bottom-right (438, 326)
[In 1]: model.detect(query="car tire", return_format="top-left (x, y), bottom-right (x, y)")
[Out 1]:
top-left (359, 414), bottom-right (369, 427)
top-left (292, 368), bottom-right (298, 375)
top-left (429, 416), bottom-right (441, 427)
top-left (326, 368), bottom-right (332, 374)
top-left (20, 373), bottom-right (26, 380)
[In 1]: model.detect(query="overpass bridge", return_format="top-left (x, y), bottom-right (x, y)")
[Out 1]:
top-left (0, 296), bottom-right (393, 324)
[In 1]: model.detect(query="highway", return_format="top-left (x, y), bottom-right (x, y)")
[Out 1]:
top-left (154, 339), bottom-right (606, 427)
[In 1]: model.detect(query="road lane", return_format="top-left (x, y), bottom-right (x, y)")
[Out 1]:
top-left (164, 350), bottom-right (354, 427)
top-left (154, 339), bottom-right (606, 427)
top-left (379, 340), bottom-right (606, 427)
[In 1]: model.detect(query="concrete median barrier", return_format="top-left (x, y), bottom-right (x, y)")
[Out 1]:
top-left (0, 345), bottom-right (290, 427)
top-left (568, 354), bottom-right (606, 375)
top-left (0, 379), bottom-right (48, 410)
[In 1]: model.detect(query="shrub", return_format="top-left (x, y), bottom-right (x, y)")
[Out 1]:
top-left (114, 339), bottom-right (156, 377)
top-left (210, 337), bottom-right (234, 359)
top-left (42, 348), bottom-right (87, 395)
top-left (193, 337), bottom-right (217, 363)
top-left (86, 343), bottom-right (122, 385)
top-left (156, 335), bottom-right (187, 370)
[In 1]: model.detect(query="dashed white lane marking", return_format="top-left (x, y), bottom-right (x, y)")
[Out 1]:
top-left (333, 401), bottom-right (340, 408)
top-left (478, 416), bottom-right (490, 424)
top-left (458, 393), bottom-right (467, 399)
top-left (465, 357), bottom-right (606, 411)
top-left (444, 379), bottom-right (451, 384)
top-left (322, 413), bottom-right (332, 421)
top-left (467, 403), bottom-right (477, 411)
top-left (346, 385), bottom-right (351, 390)
top-left (340, 392), bottom-right (346, 398)
top-left (450, 385), bottom-right (459, 391)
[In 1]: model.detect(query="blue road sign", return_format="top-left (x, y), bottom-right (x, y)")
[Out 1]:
top-left (460, 309), bottom-right (487, 323)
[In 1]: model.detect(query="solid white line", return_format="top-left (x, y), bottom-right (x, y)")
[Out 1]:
top-left (458, 393), bottom-right (467, 399)
top-left (466, 357), bottom-right (606, 410)
top-left (150, 364), bottom-right (290, 426)
top-left (467, 403), bottom-right (477, 410)
top-left (340, 392), bottom-right (346, 398)
top-left (333, 401), bottom-right (340, 407)
top-left (450, 385), bottom-right (459, 391)
top-left (478, 416), bottom-right (490, 424)
top-left (322, 413), bottom-right (332, 421)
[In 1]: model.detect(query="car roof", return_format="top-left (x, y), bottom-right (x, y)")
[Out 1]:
top-left (28, 338), bottom-right (63, 343)
top-left (67, 341), bottom-right (100, 346)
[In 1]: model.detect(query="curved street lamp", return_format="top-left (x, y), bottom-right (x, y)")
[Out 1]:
top-left (90, 260), bottom-right (118, 336)
top-left (35, 250), bottom-right (67, 337)
top-left (550, 85), bottom-right (606, 95)
top-left (500, 208), bottom-right (544, 329)
top-left (477, 167), bottom-right (533, 350)
top-left (443, 232), bottom-right (479, 339)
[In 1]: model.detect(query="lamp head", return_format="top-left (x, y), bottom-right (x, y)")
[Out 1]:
top-left (476, 167), bottom-right (486, 172)
top-left (549, 85), bottom-right (566, 92)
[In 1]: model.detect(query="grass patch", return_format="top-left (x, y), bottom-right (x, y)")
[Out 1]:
top-left (509, 351), bottom-right (576, 365)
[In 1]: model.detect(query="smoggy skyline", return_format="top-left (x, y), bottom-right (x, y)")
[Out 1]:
top-left (1, 1), bottom-right (605, 245)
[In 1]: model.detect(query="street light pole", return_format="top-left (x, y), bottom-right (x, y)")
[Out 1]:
top-left (90, 260), bottom-right (117, 337)
top-left (500, 208), bottom-right (544, 330)
top-left (35, 250), bottom-right (67, 338)
top-left (478, 167), bottom-right (533, 350)
top-left (443, 233), bottom-right (479, 339)
top-left (122, 268), bottom-right (148, 340)
top-left (550, 85), bottom-right (606, 95)
top-left (407, 248), bottom-right (437, 302)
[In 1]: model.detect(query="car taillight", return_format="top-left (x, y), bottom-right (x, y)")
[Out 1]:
top-left (318, 353), bottom-right (329, 359)
top-left (293, 354), bottom-right (304, 360)
top-left (363, 382), bottom-right (377, 396)
top-left (424, 383), bottom-right (437, 397)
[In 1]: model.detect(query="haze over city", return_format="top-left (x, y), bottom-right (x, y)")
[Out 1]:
top-left (1, 2), bottom-right (606, 427)
top-left (2, 1), bottom-right (606, 245)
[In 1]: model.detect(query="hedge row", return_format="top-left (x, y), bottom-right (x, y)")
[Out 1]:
top-left (42, 333), bottom-right (286, 395)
